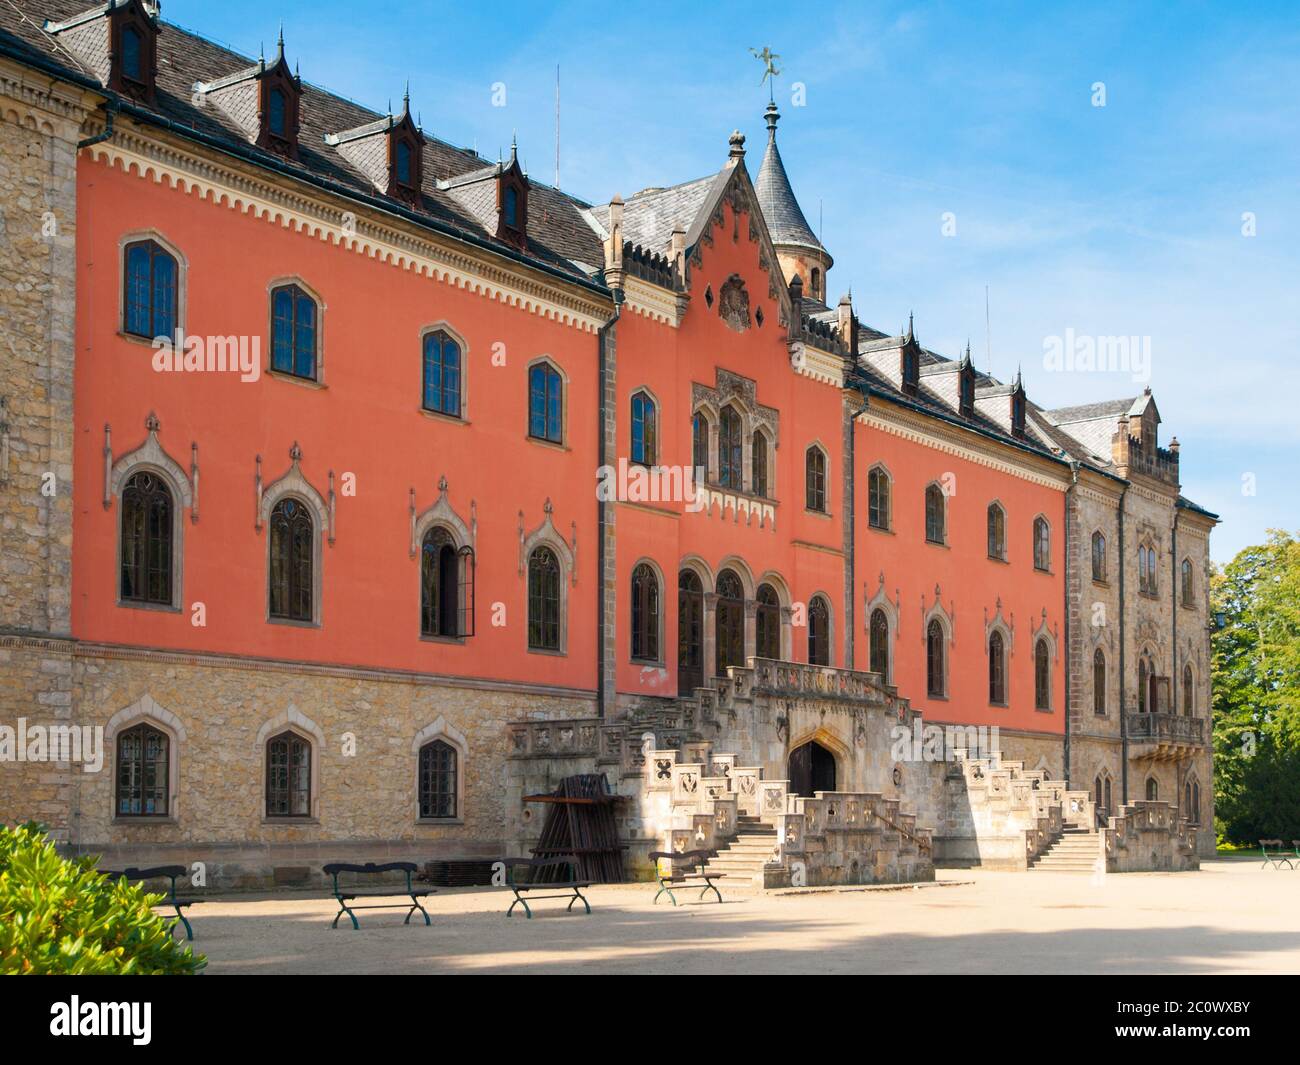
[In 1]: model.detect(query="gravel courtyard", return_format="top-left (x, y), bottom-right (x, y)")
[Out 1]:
top-left (189, 859), bottom-right (1299, 975)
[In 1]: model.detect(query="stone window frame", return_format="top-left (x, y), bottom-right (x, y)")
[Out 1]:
top-left (629, 387), bottom-right (659, 467)
top-left (629, 557), bottom-right (666, 666)
top-left (256, 705), bottom-right (324, 823)
top-left (266, 275), bottom-right (326, 387)
top-left (806, 591), bottom-right (834, 667)
top-left (1093, 646), bottom-right (1108, 716)
top-left (716, 400), bottom-right (748, 492)
top-left (713, 557), bottom-right (755, 677)
top-left (411, 715), bottom-right (468, 825)
top-left (986, 619), bottom-right (1012, 707)
top-left (1145, 775), bottom-right (1160, 802)
top-left (412, 481), bottom-right (474, 642)
top-left (986, 500), bottom-right (1008, 561)
top-left (1182, 773), bottom-right (1202, 824)
top-left (1031, 613), bottom-right (1058, 713)
top-left (1032, 514), bottom-right (1052, 573)
top-left (1093, 769), bottom-right (1114, 816)
top-left (526, 355), bottom-right (569, 449)
top-left (804, 441), bottom-right (830, 515)
top-left (865, 576), bottom-right (899, 684)
top-left (259, 448), bottom-right (331, 629)
top-left (106, 694), bottom-right (186, 825)
top-left (521, 503), bottom-right (574, 656)
top-left (418, 321), bottom-right (469, 422)
top-left (751, 424), bottom-right (776, 498)
top-left (691, 403), bottom-right (717, 484)
top-left (922, 600), bottom-right (954, 700)
top-left (924, 481), bottom-right (948, 546)
top-left (866, 462), bottom-right (893, 532)
top-left (109, 415), bottom-right (194, 614)
top-left (117, 229), bottom-right (187, 346)
top-left (756, 570), bottom-right (794, 662)
top-left (1090, 529), bottom-right (1108, 584)
top-left (1181, 662), bottom-right (1195, 717)
top-left (1180, 556), bottom-right (1195, 609)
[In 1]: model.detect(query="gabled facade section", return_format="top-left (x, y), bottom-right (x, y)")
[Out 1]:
top-left (193, 32), bottom-right (302, 160)
top-left (325, 89), bottom-right (424, 205)
top-left (45, 0), bottom-right (160, 103)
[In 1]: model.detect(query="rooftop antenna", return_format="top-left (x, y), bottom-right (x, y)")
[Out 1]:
top-left (818, 198), bottom-right (823, 245)
top-left (554, 64), bottom-right (561, 190)
top-left (984, 284), bottom-right (992, 376)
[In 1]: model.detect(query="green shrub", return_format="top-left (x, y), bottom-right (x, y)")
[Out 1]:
top-left (0, 822), bottom-right (204, 975)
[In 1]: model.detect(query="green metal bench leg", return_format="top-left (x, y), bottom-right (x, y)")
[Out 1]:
top-left (173, 906), bottom-right (194, 940)
top-left (507, 891), bottom-right (532, 918)
top-left (568, 888), bottom-right (591, 915)
top-left (331, 900), bottom-right (359, 929)
top-left (653, 880), bottom-right (677, 906)
top-left (404, 897), bottom-right (431, 926)
top-left (699, 878), bottom-right (722, 903)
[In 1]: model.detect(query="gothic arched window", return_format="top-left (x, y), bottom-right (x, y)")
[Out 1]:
top-left (123, 239), bottom-right (177, 340)
top-left (718, 407), bottom-right (743, 489)
top-left (418, 739), bottom-right (457, 819)
top-left (528, 362), bottom-right (564, 443)
top-left (115, 723), bottom-right (169, 817)
top-left (1034, 638), bottom-right (1051, 710)
top-left (421, 526), bottom-right (468, 638)
top-left (120, 470), bottom-right (173, 606)
top-left (869, 608), bottom-right (889, 681)
top-left (805, 447), bottom-right (827, 513)
top-left (751, 433), bottom-right (769, 497)
top-left (270, 282), bottom-right (318, 380)
top-left (269, 497), bottom-right (314, 622)
top-left (631, 563), bottom-right (660, 662)
top-left (926, 619), bottom-right (945, 697)
top-left (527, 546), bottom-right (562, 650)
top-left (808, 595), bottom-right (830, 666)
top-left (631, 391), bottom-right (657, 466)
top-left (1091, 531), bottom-right (1107, 582)
top-left (1093, 648), bottom-right (1107, 716)
top-left (265, 730), bottom-right (311, 817)
top-left (989, 630), bottom-right (1007, 704)
top-left (756, 583), bottom-right (781, 660)
top-left (925, 483), bottom-right (946, 544)
top-left (868, 467), bottom-right (890, 530)
top-left (1181, 558), bottom-right (1194, 607)
top-left (1182, 663), bottom-right (1194, 715)
top-left (422, 330), bottom-right (462, 417)
top-left (715, 568), bottom-right (745, 675)
top-left (987, 503), bottom-right (1006, 560)
top-left (1033, 517), bottom-right (1051, 571)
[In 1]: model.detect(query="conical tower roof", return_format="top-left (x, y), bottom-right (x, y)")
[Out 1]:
top-left (755, 102), bottom-right (828, 260)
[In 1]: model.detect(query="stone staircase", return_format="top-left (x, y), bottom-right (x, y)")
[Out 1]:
top-left (946, 749), bottom-right (1096, 870)
top-left (1029, 827), bottom-right (1103, 872)
top-left (701, 816), bottom-right (777, 884)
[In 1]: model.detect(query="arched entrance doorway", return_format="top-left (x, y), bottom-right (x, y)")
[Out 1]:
top-left (788, 740), bottom-right (836, 798)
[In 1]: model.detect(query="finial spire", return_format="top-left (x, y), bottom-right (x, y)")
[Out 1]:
top-left (906, 311), bottom-right (914, 341)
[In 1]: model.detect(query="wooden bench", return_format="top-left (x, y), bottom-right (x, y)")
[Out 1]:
top-left (502, 856), bottom-right (590, 918)
top-left (1259, 840), bottom-right (1293, 870)
top-left (322, 861), bottom-right (432, 929)
top-left (100, 865), bottom-right (201, 940)
top-left (649, 849), bottom-right (724, 905)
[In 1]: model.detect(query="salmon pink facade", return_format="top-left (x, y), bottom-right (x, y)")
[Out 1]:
top-left (0, 1), bottom-right (1218, 883)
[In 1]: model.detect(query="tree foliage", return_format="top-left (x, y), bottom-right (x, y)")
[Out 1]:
top-left (1212, 530), bottom-right (1300, 844)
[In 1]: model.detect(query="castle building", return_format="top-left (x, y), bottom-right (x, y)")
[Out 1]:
top-left (0, 1), bottom-right (1214, 885)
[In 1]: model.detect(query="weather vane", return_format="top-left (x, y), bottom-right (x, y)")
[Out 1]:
top-left (750, 46), bottom-right (781, 101)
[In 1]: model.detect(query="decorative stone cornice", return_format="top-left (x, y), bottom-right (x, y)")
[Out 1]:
top-left (858, 401), bottom-right (1068, 491)
top-left (622, 276), bottom-right (680, 326)
top-left (82, 123), bottom-right (613, 333)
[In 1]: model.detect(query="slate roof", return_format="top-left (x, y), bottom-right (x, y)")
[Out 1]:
top-left (754, 103), bottom-right (827, 258)
top-left (0, 0), bottom-right (605, 283)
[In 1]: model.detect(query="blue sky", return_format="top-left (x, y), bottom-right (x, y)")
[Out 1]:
top-left (165, 0), bottom-right (1299, 562)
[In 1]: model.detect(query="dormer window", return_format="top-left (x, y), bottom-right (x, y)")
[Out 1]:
top-left (386, 115), bottom-right (423, 204)
top-left (1010, 375), bottom-right (1027, 438)
top-left (121, 25), bottom-right (143, 82)
top-left (107, 0), bottom-right (159, 102)
top-left (496, 145), bottom-right (528, 250)
top-left (901, 345), bottom-right (919, 397)
top-left (268, 87), bottom-right (287, 138)
top-left (504, 185), bottom-right (519, 228)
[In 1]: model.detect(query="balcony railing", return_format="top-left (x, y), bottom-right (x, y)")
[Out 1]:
top-left (1126, 712), bottom-right (1204, 744)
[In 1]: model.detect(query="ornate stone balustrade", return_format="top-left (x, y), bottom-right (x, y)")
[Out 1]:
top-left (748, 658), bottom-right (896, 707)
top-left (1126, 712), bottom-right (1205, 744)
